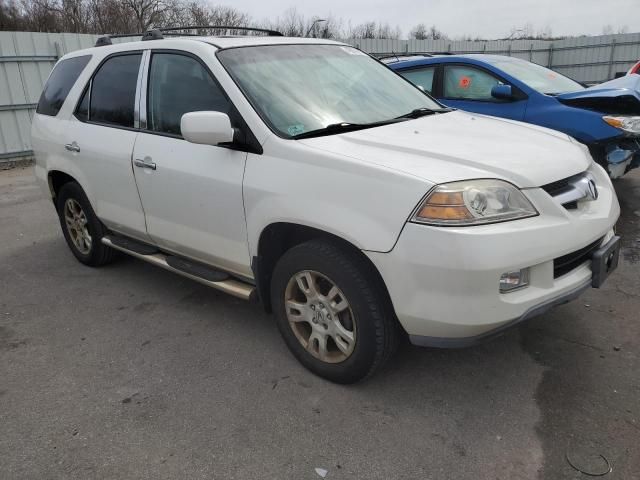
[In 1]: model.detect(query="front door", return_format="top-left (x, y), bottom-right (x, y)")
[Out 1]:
top-left (440, 64), bottom-right (528, 120)
top-left (131, 51), bottom-right (251, 278)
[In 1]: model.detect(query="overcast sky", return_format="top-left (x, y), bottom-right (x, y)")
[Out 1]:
top-left (225, 0), bottom-right (640, 38)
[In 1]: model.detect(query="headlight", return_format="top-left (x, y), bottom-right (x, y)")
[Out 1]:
top-left (603, 116), bottom-right (640, 135)
top-left (412, 179), bottom-right (538, 226)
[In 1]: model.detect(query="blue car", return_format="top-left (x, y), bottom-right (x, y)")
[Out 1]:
top-left (385, 54), bottom-right (640, 178)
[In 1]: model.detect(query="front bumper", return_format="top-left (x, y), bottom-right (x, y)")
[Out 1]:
top-left (600, 138), bottom-right (640, 179)
top-left (366, 164), bottom-right (620, 346)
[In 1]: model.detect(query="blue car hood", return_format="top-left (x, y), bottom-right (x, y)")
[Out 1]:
top-left (556, 74), bottom-right (640, 102)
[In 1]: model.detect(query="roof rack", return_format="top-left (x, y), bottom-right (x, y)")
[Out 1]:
top-left (94, 25), bottom-right (282, 47)
top-left (160, 26), bottom-right (283, 37)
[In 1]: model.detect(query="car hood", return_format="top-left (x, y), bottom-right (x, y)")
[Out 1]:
top-left (556, 74), bottom-right (640, 102)
top-left (299, 110), bottom-right (590, 188)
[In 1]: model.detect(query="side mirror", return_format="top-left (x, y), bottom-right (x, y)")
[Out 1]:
top-left (491, 84), bottom-right (513, 100)
top-left (181, 111), bottom-right (234, 146)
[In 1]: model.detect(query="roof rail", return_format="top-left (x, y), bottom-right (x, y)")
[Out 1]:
top-left (95, 36), bottom-right (113, 47)
top-left (94, 31), bottom-right (160, 47)
top-left (159, 26), bottom-right (283, 37)
top-left (94, 25), bottom-right (282, 47)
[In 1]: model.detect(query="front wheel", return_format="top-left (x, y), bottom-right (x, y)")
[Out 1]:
top-left (271, 239), bottom-right (398, 384)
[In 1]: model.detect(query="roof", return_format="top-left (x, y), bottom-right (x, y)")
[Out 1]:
top-left (62, 35), bottom-right (347, 59)
top-left (386, 53), bottom-right (530, 69)
top-left (201, 36), bottom-right (346, 48)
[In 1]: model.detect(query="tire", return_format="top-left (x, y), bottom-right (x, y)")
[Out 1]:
top-left (271, 239), bottom-right (399, 384)
top-left (56, 182), bottom-right (117, 267)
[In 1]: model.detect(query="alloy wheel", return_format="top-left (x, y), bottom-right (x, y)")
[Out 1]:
top-left (284, 270), bottom-right (357, 363)
top-left (63, 198), bottom-right (92, 255)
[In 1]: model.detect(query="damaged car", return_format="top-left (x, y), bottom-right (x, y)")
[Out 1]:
top-left (386, 54), bottom-right (640, 178)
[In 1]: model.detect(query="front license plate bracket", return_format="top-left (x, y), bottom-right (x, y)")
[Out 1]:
top-left (591, 235), bottom-right (621, 288)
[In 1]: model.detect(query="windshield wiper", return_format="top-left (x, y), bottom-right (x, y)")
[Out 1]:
top-left (292, 119), bottom-right (404, 140)
top-left (395, 107), bottom-right (453, 119)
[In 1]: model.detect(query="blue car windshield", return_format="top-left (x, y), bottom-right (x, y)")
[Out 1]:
top-left (489, 59), bottom-right (584, 95)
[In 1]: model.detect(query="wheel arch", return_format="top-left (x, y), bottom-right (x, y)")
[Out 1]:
top-left (48, 170), bottom-right (79, 203)
top-left (253, 222), bottom-right (395, 316)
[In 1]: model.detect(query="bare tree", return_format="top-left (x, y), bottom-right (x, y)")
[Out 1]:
top-left (0, 0), bottom-right (27, 30)
top-left (601, 24), bottom-right (614, 35)
top-left (410, 24), bottom-right (447, 40)
top-left (409, 23), bottom-right (428, 40)
top-left (121, 0), bottom-right (173, 32)
top-left (266, 7), bottom-right (305, 37)
top-left (346, 20), bottom-right (400, 39)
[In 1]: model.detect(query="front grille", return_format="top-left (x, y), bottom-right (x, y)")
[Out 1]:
top-left (553, 237), bottom-right (603, 279)
top-left (541, 171), bottom-right (592, 210)
top-left (541, 176), bottom-right (573, 197)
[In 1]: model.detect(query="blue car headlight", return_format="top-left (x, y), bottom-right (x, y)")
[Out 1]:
top-left (603, 116), bottom-right (640, 135)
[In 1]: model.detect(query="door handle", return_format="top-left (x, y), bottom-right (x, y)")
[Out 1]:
top-left (134, 158), bottom-right (157, 170)
top-left (64, 142), bottom-right (80, 153)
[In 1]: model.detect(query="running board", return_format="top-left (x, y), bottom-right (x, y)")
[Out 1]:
top-left (101, 236), bottom-right (256, 301)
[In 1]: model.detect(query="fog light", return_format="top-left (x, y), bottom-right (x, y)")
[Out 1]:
top-left (500, 268), bottom-right (530, 293)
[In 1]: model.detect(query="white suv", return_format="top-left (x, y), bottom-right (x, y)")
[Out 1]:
top-left (32, 30), bottom-right (621, 383)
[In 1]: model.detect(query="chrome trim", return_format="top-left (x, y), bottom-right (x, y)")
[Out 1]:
top-left (133, 158), bottom-right (156, 170)
top-left (134, 50), bottom-right (150, 129)
top-left (553, 172), bottom-right (598, 205)
top-left (138, 50), bottom-right (151, 129)
top-left (87, 78), bottom-right (92, 121)
top-left (64, 142), bottom-right (80, 153)
top-left (101, 236), bottom-right (256, 301)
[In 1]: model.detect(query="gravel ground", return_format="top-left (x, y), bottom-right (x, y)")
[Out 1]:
top-left (1, 166), bottom-right (639, 480)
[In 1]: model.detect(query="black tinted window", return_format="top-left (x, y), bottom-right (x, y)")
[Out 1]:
top-left (36, 55), bottom-right (91, 116)
top-left (147, 53), bottom-right (230, 135)
top-left (90, 54), bottom-right (141, 128)
top-left (75, 84), bottom-right (89, 121)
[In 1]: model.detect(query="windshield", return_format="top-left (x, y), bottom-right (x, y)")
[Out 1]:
top-left (217, 44), bottom-right (443, 138)
top-left (489, 59), bottom-right (584, 95)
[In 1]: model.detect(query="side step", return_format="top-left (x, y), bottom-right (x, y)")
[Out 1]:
top-left (102, 236), bottom-right (256, 301)
top-left (110, 234), bottom-right (159, 255)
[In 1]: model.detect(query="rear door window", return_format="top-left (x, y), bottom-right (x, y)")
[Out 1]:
top-left (399, 66), bottom-right (436, 93)
top-left (36, 55), bottom-right (91, 116)
top-left (86, 54), bottom-right (142, 128)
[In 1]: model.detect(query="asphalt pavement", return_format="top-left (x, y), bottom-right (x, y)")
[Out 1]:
top-left (1, 166), bottom-right (639, 479)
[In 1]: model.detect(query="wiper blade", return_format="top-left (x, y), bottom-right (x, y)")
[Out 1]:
top-left (292, 119), bottom-right (402, 139)
top-left (395, 107), bottom-right (453, 119)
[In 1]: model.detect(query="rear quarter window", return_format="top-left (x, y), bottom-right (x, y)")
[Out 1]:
top-left (36, 55), bottom-right (91, 117)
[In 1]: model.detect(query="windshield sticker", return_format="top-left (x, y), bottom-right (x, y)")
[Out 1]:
top-left (287, 124), bottom-right (306, 136)
top-left (459, 76), bottom-right (471, 88)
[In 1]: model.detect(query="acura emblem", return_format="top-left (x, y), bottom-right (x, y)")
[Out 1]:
top-left (569, 173), bottom-right (598, 202)
top-left (587, 178), bottom-right (599, 201)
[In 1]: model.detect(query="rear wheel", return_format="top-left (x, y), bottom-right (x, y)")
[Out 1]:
top-left (271, 239), bottom-right (398, 384)
top-left (56, 182), bottom-right (116, 266)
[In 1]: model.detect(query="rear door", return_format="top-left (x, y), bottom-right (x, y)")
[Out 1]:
top-left (131, 51), bottom-right (251, 278)
top-left (439, 64), bottom-right (528, 120)
top-left (67, 52), bottom-right (150, 241)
